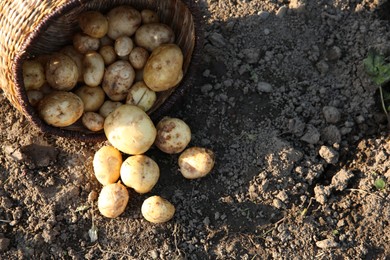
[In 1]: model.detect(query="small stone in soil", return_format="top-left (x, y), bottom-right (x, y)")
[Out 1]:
top-left (257, 82), bottom-right (273, 93)
top-left (316, 238), bottom-right (339, 249)
top-left (301, 125), bottom-right (320, 144)
top-left (322, 106), bottom-right (341, 124)
top-left (330, 169), bottom-right (353, 191)
top-left (319, 146), bottom-right (339, 164)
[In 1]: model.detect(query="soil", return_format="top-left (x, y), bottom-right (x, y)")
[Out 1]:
top-left (1, 0), bottom-right (390, 259)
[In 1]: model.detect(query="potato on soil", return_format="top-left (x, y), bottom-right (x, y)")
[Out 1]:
top-left (79, 11), bottom-right (108, 38)
top-left (104, 104), bottom-right (156, 155)
top-left (134, 23), bottom-right (175, 52)
top-left (73, 32), bottom-right (100, 54)
top-left (23, 60), bottom-right (46, 90)
top-left (106, 6), bottom-right (141, 39)
top-left (27, 90), bottom-right (44, 106)
top-left (93, 145), bottom-right (122, 186)
top-left (38, 91), bottom-right (84, 127)
top-left (155, 117), bottom-right (191, 154)
top-left (45, 53), bottom-right (79, 91)
top-left (83, 51), bottom-right (105, 87)
top-left (102, 60), bottom-right (135, 101)
top-left (115, 36), bottom-right (134, 57)
top-left (82, 112), bottom-right (104, 132)
top-left (99, 45), bottom-right (117, 65)
top-left (141, 196), bottom-right (175, 223)
top-left (74, 85), bottom-right (105, 112)
top-left (126, 81), bottom-right (156, 111)
top-left (98, 182), bottom-right (129, 218)
top-left (60, 45), bottom-right (84, 82)
top-left (129, 47), bottom-right (149, 70)
top-left (143, 44), bottom-right (183, 92)
top-left (141, 9), bottom-right (160, 24)
top-left (178, 147), bottom-right (215, 179)
top-left (99, 100), bottom-right (123, 118)
top-left (120, 155), bottom-right (159, 194)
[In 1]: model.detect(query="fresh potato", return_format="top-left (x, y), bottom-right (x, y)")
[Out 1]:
top-left (79, 11), bottom-right (108, 38)
top-left (107, 6), bottom-right (141, 39)
top-left (99, 100), bottom-right (123, 118)
top-left (143, 44), bottom-right (183, 92)
top-left (114, 36), bottom-right (134, 57)
top-left (45, 53), bottom-right (79, 91)
top-left (141, 9), bottom-right (160, 24)
top-left (60, 45), bottom-right (84, 82)
top-left (23, 60), bottom-right (46, 90)
top-left (93, 145), bottom-right (122, 186)
top-left (74, 85), bottom-right (105, 112)
top-left (178, 147), bottom-right (215, 179)
top-left (126, 81), bottom-right (156, 111)
top-left (99, 45), bottom-right (117, 65)
top-left (120, 155), bottom-right (159, 194)
top-left (81, 112), bottom-right (104, 132)
top-left (27, 90), bottom-right (44, 106)
top-left (102, 60), bottom-right (135, 101)
top-left (141, 196), bottom-right (175, 223)
top-left (83, 51), bottom-right (105, 87)
top-left (155, 117), bottom-right (191, 154)
top-left (129, 47), bottom-right (149, 70)
top-left (98, 182), bottom-right (129, 218)
top-left (104, 104), bottom-right (156, 155)
top-left (134, 23), bottom-right (175, 52)
top-left (73, 32), bottom-right (100, 54)
top-left (38, 91), bottom-right (84, 127)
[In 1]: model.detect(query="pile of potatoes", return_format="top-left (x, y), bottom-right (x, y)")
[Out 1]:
top-left (22, 5), bottom-right (184, 132)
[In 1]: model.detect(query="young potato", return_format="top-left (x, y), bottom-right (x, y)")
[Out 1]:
top-left (134, 23), bottom-right (175, 52)
top-left (23, 60), bottom-right (46, 90)
top-left (75, 85), bottom-right (105, 112)
top-left (98, 182), bottom-right (129, 218)
top-left (60, 45), bottom-right (84, 82)
top-left (38, 91), bottom-right (84, 127)
top-left (104, 104), bottom-right (156, 155)
top-left (178, 147), bottom-right (215, 179)
top-left (46, 53), bottom-right (79, 91)
top-left (93, 145), bottom-right (122, 186)
top-left (141, 9), bottom-right (160, 24)
top-left (155, 117), bottom-right (191, 154)
top-left (82, 112), bottom-right (104, 132)
top-left (79, 11), bottom-right (108, 38)
top-left (106, 6), bottom-right (141, 39)
top-left (126, 81), bottom-right (156, 111)
top-left (102, 60), bottom-right (135, 101)
top-left (73, 32), bottom-right (100, 54)
top-left (99, 45), bottom-right (117, 65)
top-left (141, 196), bottom-right (175, 223)
top-left (99, 100), bottom-right (123, 118)
top-left (27, 90), bottom-right (44, 106)
top-left (120, 155), bottom-right (159, 194)
top-left (83, 51), bottom-right (105, 87)
top-left (114, 36), bottom-right (134, 57)
top-left (129, 47), bottom-right (149, 70)
top-left (143, 44), bottom-right (183, 92)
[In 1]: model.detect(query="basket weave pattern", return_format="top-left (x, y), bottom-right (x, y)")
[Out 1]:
top-left (0, 0), bottom-right (201, 141)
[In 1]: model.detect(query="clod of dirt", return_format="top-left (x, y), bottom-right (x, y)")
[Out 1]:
top-left (0, 237), bottom-right (10, 252)
top-left (316, 238), bottom-right (339, 249)
top-left (322, 106), bottom-right (341, 124)
top-left (300, 124), bottom-right (320, 144)
top-left (321, 125), bottom-right (342, 145)
top-left (319, 145), bottom-right (339, 164)
top-left (314, 185), bottom-right (331, 205)
top-left (257, 81), bottom-right (273, 93)
top-left (21, 143), bottom-right (58, 168)
top-left (325, 46), bottom-right (342, 61)
top-left (330, 169), bottom-right (353, 191)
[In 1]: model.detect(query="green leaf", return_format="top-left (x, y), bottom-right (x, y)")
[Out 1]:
top-left (374, 178), bottom-right (386, 190)
top-left (363, 50), bottom-right (390, 85)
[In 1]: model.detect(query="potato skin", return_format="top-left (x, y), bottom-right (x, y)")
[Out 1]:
top-left (98, 182), bottom-right (129, 218)
top-left (74, 85), bottom-right (105, 112)
top-left (38, 91), bottom-right (84, 127)
top-left (141, 9), bottom-right (160, 24)
top-left (135, 23), bottom-right (175, 52)
top-left (129, 47), bottom-right (149, 70)
top-left (93, 146), bottom-right (122, 185)
top-left (107, 6), bottom-right (141, 39)
top-left (102, 60), bottom-right (135, 101)
top-left (60, 45), bottom-right (84, 82)
top-left (143, 44), bottom-right (183, 92)
top-left (178, 147), bottom-right (215, 179)
top-left (45, 54), bottom-right (79, 91)
top-left (81, 112), bottom-right (104, 132)
top-left (155, 117), bottom-right (191, 154)
top-left (126, 81), bottom-right (156, 111)
top-left (99, 100), bottom-right (123, 118)
top-left (73, 33), bottom-right (100, 54)
top-left (83, 51), bottom-right (105, 87)
top-left (79, 11), bottom-right (108, 38)
top-left (99, 45), bottom-right (117, 65)
top-left (23, 60), bottom-right (46, 90)
top-left (141, 196), bottom-right (175, 223)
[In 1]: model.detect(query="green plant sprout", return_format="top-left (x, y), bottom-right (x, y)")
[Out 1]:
top-left (374, 178), bottom-right (386, 190)
top-left (363, 50), bottom-right (390, 118)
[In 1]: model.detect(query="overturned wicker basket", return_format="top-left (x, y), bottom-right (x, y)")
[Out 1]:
top-left (0, 0), bottom-right (202, 141)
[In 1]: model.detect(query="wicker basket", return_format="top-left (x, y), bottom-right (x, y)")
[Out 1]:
top-left (0, 0), bottom-right (202, 141)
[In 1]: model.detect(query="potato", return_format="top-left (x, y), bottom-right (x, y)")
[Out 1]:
top-left (141, 196), bottom-right (175, 223)
top-left (141, 9), bottom-right (160, 24)
top-left (126, 81), bottom-right (156, 111)
top-left (107, 6), bottom-right (141, 39)
top-left (129, 47), bottom-right (149, 70)
top-left (155, 117), bottom-right (191, 154)
top-left (99, 45), bottom-right (117, 65)
top-left (120, 155), bottom-right (159, 194)
top-left (79, 11), bottom-right (108, 38)
top-left (102, 60), bottom-right (135, 101)
top-left (114, 36), bottom-right (134, 57)
top-left (98, 182), bottom-right (129, 218)
top-left (83, 51), bottom-right (105, 87)
top-left (93, 145), bottom-right (122, 186)
top-left (134, 23), bottom-right (175, 52)
top-left (74, 85), bottom-right (105, 112)
top-left (27, 90), bottom-right (44, 106)
top-left (60, 45), bottom-right (84, 82)
top-left (99, 100), bottom-right (123, 118)
top-left (104, 104), bottom-right (156, 155)
top-left (143, 44), bottom-right (183, 92)
top-left (23, 60), bottom-right (46, 90)
top-left (82, 112), bottom-right (104, 132)
top-left (45, 54), bottom-right (79, 91)
top-left (73, 32), bottom-right (100, 54)
top-left (38, 91), bottom-right (84, 127)
top-left (178, 147), bottom-right (215, 179)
